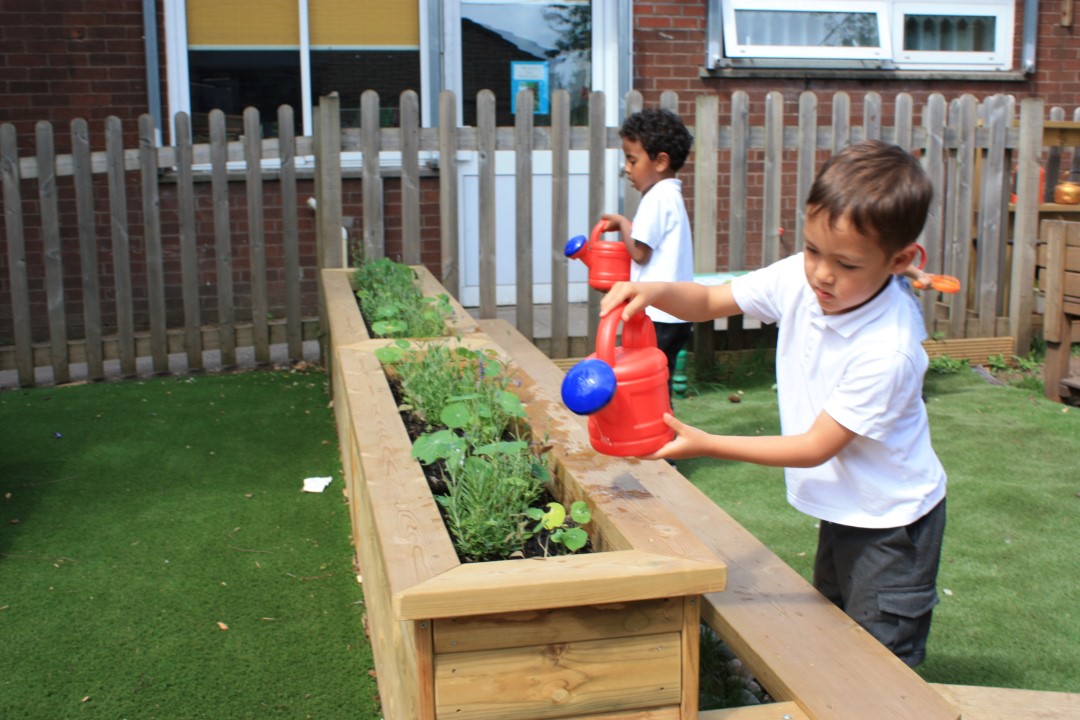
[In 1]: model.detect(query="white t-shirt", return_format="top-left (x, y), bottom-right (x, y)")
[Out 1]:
top-left (631, 178), bottom-right (693, 324)
top-left (731, 254), bottom-right (946, 528)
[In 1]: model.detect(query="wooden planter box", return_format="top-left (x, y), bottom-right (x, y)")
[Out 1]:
top-left (322, 267), bottom-right (727, 720)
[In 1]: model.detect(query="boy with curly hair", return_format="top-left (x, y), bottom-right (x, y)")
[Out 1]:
top-left (601, 108), bottom-right (695, 399)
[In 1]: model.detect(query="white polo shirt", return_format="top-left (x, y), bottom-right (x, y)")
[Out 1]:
top-left (731, 254), bottom-right (946, 528)
top-left (630, 178), bottom-right (693, 324)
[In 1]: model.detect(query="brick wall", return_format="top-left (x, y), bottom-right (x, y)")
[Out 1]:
top-left (0, 0), bottom-right (165, 153)
top-left (630, 0), bottom-right (1080, 269)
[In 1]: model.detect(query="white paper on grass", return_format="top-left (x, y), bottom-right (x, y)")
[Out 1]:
top-left (302, 476), bottom-right (333, 493)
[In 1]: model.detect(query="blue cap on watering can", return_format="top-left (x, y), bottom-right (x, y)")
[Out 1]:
top-left (561, 358), bottom-right (617, 415)
top-left (564, 232), bottom-right (588, 259)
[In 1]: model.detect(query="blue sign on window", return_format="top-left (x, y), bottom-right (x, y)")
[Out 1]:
top-left (511, 62), bottom-right (549, 114)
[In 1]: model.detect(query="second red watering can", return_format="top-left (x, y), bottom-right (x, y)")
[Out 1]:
top-left (561, 304), bottom-right (674, 457)
top-left (564, 220), bottom-right (631, 291)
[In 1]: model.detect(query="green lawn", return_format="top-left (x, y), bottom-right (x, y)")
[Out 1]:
top-left (2, 360), bottom-right (1076, 720)
top-left (674, 364), bottom-right (1080, 694)
top-left (0, 370), bottom-right (378, 719)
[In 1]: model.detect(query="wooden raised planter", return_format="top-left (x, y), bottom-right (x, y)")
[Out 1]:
top-left (322, 267), bottom-right (727, 720)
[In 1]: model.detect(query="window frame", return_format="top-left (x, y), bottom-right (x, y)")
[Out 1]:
top-left (891, 2), bottom-right (1014, 71)
top-left (721, 0), bottom-right (892, 63)
top-left (707, 0), bottom-right (1015, 73)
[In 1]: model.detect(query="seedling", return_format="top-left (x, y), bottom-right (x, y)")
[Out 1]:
top-left (527, 500), bottom-right (592, 554)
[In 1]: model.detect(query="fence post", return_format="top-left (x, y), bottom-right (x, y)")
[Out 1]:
top-left (514, 88), bottom-right (535, 342)
top-left (71, 118), bottom-right (105, 382)
top-left (139, 113), bottom-right (168, 375)
top-left (317, 92), bottom-right (344, 270)
top-left (360, 89), bottom-right (383, 262)
top-left (36, 120), bottom-right (69, 384)
top-left (693, 94), bottom-right (719, 377)
top-left (1, 123), bottom-right (34, 386)
top-left (439, 91), bottom-right (460, 299)
top-left (1010, 97), bottom-right (1045, 355)
top-left (315, 93), bottom-right (343, 367)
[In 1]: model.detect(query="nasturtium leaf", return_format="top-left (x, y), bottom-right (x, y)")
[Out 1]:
top-left (561, 527), bottom-right (588, 552)
top-left (440, 402), bottom-right (473, 429)
top-left (570, 500), bottom-right (592, 525)
top-left (497, 390), bottom-right (525, 417)
top-left (541, 502), bottom-right (566, 531)
top-left (412, 430), bottom-right (464, 464)
top-left (374, 346), bottom-right (404, 364)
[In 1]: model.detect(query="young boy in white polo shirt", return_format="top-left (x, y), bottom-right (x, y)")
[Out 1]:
top-left (601, 108), bottom-right (694, 400)
top-left (598, 140), bottom-right (946, 667)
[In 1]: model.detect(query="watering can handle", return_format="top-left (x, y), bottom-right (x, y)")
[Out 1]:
top-left (588, 219), bottom-right (610, 251)
top-left (913, 243), bottom-right (927, 270)
top-left (596, 304), bottom-right (656, 366)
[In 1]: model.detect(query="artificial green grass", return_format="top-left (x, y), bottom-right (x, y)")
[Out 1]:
top-left (674, 367), bottom-right (1080, 694)
top-left (0, 369), bottom-right (378, 719)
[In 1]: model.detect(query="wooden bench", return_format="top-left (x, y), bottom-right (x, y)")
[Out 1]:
top-left (1039, 219), bottom-right (1080, 403)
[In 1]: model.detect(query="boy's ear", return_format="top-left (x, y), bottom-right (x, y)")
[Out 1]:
top-left (890, 243), bottom-right (919, 274)
top-left (654, 151), bottom-right (671, 172)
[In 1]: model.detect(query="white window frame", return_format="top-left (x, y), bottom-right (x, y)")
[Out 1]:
top-left (891, 1), bottom-right (1014, 71)
top-left (722, 0), bottom-right (891, 62)
top-left (710, 0), bottom-right (1014, 71)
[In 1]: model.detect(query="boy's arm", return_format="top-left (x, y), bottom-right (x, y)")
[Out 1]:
top-left (599, 280), bottom-right (742, 323)
top-left (643, 410), bottom-right (856, 466)
top-left (601, 212), bottom-right (652, 264)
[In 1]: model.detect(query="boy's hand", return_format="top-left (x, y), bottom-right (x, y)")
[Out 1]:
top-left (599, 281), bottom-right (654, 320)
top-left (639, 413), bottom-right (710, 461)
top-left (601, 213), bottom-right (630, 235)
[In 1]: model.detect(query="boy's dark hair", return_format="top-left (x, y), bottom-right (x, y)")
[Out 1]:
top-left (806, 140), bottom-right (933, 255)
top-left (619, 108), bottom-right (694, 172)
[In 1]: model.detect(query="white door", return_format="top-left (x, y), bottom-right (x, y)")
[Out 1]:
top-left (441, 0), bottom-right (626, 307)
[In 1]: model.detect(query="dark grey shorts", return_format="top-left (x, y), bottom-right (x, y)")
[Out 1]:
top-left (812, 498), bottom-right (946, 667)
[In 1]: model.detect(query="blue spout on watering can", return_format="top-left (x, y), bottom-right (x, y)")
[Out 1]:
top-left (564, 233), bottom-right (588, 259)
top-left (561, 358), bottom-right (617, 415)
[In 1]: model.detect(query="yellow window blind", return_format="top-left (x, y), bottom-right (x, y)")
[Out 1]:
top-left (187, 0), bottom-right (299, 47)
top-left (186, 0), bottom-right (419, 48)
top-left (309, 0), bottom-right (419, 48)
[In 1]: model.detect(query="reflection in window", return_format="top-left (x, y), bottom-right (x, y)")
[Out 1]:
top-left (189, 50), bottom-right (302, 142)
top-left (733, 10), bottom-right (880, 48)
top-left (311, 51), bottom-right (421, 128)
top-left (461, 2), bottom-right (591, 127)
top-left (903, 15), bottom-right (994, 52)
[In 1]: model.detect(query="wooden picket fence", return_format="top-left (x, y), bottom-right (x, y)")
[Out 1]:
top-left (2, 89), bottom-right (1078, 387)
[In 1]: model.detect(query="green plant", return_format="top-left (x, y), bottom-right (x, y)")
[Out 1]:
top-left (385, 339), bottom-right (552, 562)
top-left (526, 500), bottom-right (592, 555)
top-left (353, 257), bottom-right (452, 338)
top-left (928, 355), bottom-right (969, 374)
top-left (986, 353), bottom-right (1010, 373)
top-left (1013, 352), bottom-right (1041, 373)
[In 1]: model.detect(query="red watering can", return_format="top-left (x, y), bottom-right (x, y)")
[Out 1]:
top-left (564, 220), bottom-right (631, 291)
top-left (561, 304), bottom-right (674, 457)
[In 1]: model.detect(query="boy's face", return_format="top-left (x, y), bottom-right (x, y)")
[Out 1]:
top-left (802, 209), bottom-right (915, 316)
top-left (621, 137), bottom-right (669, 193)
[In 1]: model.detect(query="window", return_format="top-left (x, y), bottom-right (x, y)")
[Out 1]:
top-left (708, 0), bottom-right (1014, 71)
top-left (171, 0), bottom-right (422, 142)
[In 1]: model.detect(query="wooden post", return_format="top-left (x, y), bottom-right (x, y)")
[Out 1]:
top-left (244, 107), bottom-right (270, 365)
top-left (318, 92), bottom-right (344, 268)
top-left (693, 95), bottom-right (719, 377)
top-left (514, 88), bottom-right (535, 342)
top-left (209, 109), bottom-right (237, 368)
top-left (175, 112), bottom-right (203, 372)
top-left (920, 93), bottom-right (948, 330)
top-left (139, 113), bottom-right (168, 375)
top-left (278, 104), bottom-right (303, 361)
top-left (1010, 98), bottom-right (1045, 355)
top-left (438, 91), bottom-right (460, 299)
top-left (360, 90), bottom-right (382, 262)
top-left (71, 118), bottom-right (105, 381)
top-left (36, 121), bottom-right (69, 384)
top-left (587, 90), bottom-right (607, 347)
top-left (400, 90), bottom-right (421, 266)
top-left (762, 92), bottom-right (784, 266)
top-left (1, 123), bottom-right (34, 386)
top-left (105, 116), bottom-right (136, 377)
top-left (550, 89), bottom-right (570, 359)
top-left (477, 89), bottom-right (496, 319)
